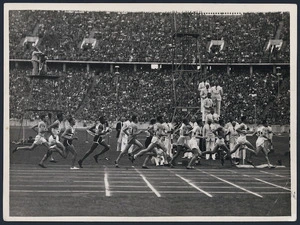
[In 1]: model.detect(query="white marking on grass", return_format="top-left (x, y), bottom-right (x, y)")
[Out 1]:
top-left (175, 174), bottom-right (212, 197)
top-left (104, 169), bottom-right (111, 196)
top-left (198, 169), bottom-right (263, 198)
top-left (134, 167), bottom-right (161, 197)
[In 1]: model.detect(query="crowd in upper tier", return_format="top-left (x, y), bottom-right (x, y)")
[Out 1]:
top-left (9, 11), bottom-right (289, 63)
top-left (9, 65), bottom-right (290, 125)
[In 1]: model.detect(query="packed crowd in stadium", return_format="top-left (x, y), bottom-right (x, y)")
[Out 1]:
top-left (9, 9), bottom-right (291, 172)
top-left (9, 10), bottom-right (289, 63)
top-left (10, 65), bottom-right (290, 125)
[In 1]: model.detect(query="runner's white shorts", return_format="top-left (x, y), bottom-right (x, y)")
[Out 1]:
top-left (188, 138), bottom-right (200, 150)
top-left (151, 136), bottom-right (166, 149)
top-left (216, 138), bottom-right (225, 145)
top-left (34, 135), bottom-right (47, 145)
top-left (256, 137), bottom-right (265, 148)
top-left (49, 135), bottom-right (60, 148)
top-left (237, 136), bottom-right (247, 145)
top-left (177, 136), bottom-right (188, 146)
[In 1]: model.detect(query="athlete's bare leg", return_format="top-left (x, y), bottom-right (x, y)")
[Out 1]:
top-left (13, 143), bottom-right (38, 153)
top-left (134, 143), bottom-right (156, 159)
top-left (187, 148), bottom-right (201, 169)
top-left (78, 143), bottom-right (99, 167)
top-left (93, 141), bottom-right (110, 159)
top-left (170, 145), bottom-right (185, 166)
top-left (67, 145), bottom-right (77, 168)
top-left (115, 143), bottom-right (133, 165)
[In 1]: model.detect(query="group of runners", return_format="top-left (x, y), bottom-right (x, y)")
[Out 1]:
top-left (12, 111), bottom-right (275, 169)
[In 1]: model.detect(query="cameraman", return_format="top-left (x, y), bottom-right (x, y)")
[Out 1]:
top-left (31, 45), bottom-right (43, 75)
top-left (39, 52), bottom-right (48, 75)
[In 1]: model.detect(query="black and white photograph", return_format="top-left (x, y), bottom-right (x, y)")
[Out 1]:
top-left (3, 3), bottom-right (297, 222)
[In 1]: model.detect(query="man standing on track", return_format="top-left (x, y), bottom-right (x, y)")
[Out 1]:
top-left (266, 121), bottom-right (275, 153)
top-left (116, 117), bottom-right (124, 151)
top-left (227, 120), bottom-right (241, 165)
top-left (163, 118), bottom-right (174, 158)
top-left (118, 116), bottom-right (132, 153)
top-left (203, 119), bottom-right (216, 160)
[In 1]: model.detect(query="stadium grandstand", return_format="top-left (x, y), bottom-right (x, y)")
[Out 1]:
top-left (7, 7), bottom-right (294, 219)
top-left (9, 10), bottom-right (290, 125)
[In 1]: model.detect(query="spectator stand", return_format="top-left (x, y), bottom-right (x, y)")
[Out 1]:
top-left (17, 72), bottom-right (62, 142)
top-left (171, 13), bottom-right (202, 121)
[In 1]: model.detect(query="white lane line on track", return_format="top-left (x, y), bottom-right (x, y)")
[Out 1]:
top-left (197, 169), bottom-right (263, 198)
top-left (111, 191), bottom-right (152, 193)
top-left (160, 182), bottom-right (181, 184)
top-left (228, 170), bottom-right (291, 191)
top-left (10, 190), bottom-right (105, 193)
top-left (10, 184), bottom-right (106, 187)
top-left (134, 167), bottom-right (161, 197)
top-left (10, 184), bottom-right (279, 189)
top-left (259, 170), bottom-right (289, 178)
top-left (10, 185), bottom-right (148, 188)
top-left (10, 174), bottom-right (141, 178)
top-left (10, 190), bottom-right (149, 194)
top-left (11, 166), bottom-right (291, 170)
top-left (10, 190), bottom-right (291, 195)
top-left (174, 174), bottom-right (212, 197)
top-left (242, 175), bottom-right (291, 191)
top-left (108, 181), bottom-right (144, 184)
top-left (104, 167), bottom-right (111, 197)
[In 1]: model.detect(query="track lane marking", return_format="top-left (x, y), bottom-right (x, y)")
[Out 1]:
top-left (242, 175), bottom-right (291, 191)
top-left (228, 170), bottom-right (291, 192)
top-left (174, 174), bottom-right (212, 197)
top-left (134, 167), bottom-right (161, 197)
top-left (104, 167), bottom-right (111, 196)
top-left (197, 169), bottom-right (263, 198)
top-left (259, 170), bottom-right (289, 178)
top-left (10, 190), bottom-right (105, 193)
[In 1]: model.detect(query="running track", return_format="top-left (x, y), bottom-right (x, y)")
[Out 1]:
top-left (9, 164), bottom-right (292, 218)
